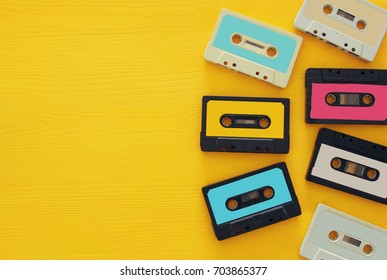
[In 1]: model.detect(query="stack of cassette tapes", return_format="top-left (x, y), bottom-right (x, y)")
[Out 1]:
top-left (200, 0), bottom-right (387, 259)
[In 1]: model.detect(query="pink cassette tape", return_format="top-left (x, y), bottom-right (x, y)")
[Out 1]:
top-left (306, 68), bottom-right (387, 124)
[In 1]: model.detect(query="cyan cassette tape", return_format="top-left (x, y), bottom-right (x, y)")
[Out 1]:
top-left (205, 9), bottom-right (302, 88)
top-left (200, 96), bottom-right (290, 154)
top-left (294, 0), bottom-right (387, 62)
top-left (306, 68), bottom-right (387, 124)
top-left (307, 128), bottom-right (387, 204)
top-left (202, 162), bottom-right (301, 241)
top-left (300, 204), bottom-right (387, 260)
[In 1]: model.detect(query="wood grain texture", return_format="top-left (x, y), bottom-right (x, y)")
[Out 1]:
top-left (0, 0), bottom-right (386, 259)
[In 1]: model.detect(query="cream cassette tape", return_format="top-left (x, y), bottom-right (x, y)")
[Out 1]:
top-left (294, 0), bottom-right (387, 62)
top-left (205, 9), bottom-right (303, 88)
top-left (300, 204), bottom-right (387, 260)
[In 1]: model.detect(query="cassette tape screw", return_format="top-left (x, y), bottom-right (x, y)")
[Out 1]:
top-left (323, 5), bottom-right (333, 15)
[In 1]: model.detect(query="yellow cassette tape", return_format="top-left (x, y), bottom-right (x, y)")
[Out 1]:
top-left (200, 96), bottom-right (290, 153)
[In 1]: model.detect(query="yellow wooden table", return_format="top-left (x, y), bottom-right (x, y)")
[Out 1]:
top-left (0, 0), bottom-right (386, 260)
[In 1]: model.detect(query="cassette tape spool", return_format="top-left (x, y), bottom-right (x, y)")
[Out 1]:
top-left (294, 0), bottom-right (387, 62)
top-left (205, 9), bottom-right (302, 88)
top-left (202, 162), bottom-right (301, 241)
top-left (200, 96), bottom-right (290, 154)
top-left (300, 204), bottom-right (387, 259)
top-left (307, 128), bottom-right (387, 204)
top-left (306, 68), bottom-right (387, 124)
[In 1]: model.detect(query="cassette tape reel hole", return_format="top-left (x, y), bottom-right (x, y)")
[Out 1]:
top-left (325, 93), bottom-right (337, 105)
top-left (330, 158), bottom-right (342, 169)
top-left (328, 230), bottom-right (339, 241)
top-left (221, 116), bottom-right (233, 127)
top-left (266, 47), bottom-right (278, 58)
top-left (226, 199), bottom-right (238, 211)
top-left (323, 4), bottom-right (333, 15)
top-left (231, 34), bottom-right (243, 44)
top-left (362, 95), bottom-right (373, 105)
top-left (363, 244), bottom-right (374, 255)
top-left (263, 187), bottom-right (274, 199)
top-left (356, 20), bottom-right (367, 31)
top-left (366, 169), bottom-right (378, 180)
top-left (259, 117), bottom-right (270, 129)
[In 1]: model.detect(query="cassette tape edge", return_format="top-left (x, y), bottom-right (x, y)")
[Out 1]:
top-left (306, 128), bottom-right (387, 205)
top-left (202, 162), bottom-right (302, 241)
top-left (200, 95), bottom-right (290, 154)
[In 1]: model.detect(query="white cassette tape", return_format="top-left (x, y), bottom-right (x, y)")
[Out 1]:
top-left (205, 9), bottom-right (303, 88)
top-left (300, 204), bottom-right (387, 260)
top-left (294, 0), bottom-right (387, 62)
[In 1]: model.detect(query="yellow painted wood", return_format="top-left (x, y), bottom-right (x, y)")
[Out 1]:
top-left (0, 0), bottom-right (386, 259)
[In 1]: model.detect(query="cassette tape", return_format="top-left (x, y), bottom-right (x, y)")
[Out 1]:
top-left (294, 0), bottom-right (387, 62)
top-left (202, 162), bottom-right (301, 240)
top-left (307, 128), bottom-right (387, 204)
top-left (300, 204), bottom-right (387, 259)
top-left (200, 96), bottom-right (290, 154)
top-left (306, 68), bottom-right (387, 124)
top-left (204, 9), bottom-right (302, 88)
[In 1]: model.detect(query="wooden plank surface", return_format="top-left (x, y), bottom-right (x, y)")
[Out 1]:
top-left (0, 0), bottom-right (386, 259)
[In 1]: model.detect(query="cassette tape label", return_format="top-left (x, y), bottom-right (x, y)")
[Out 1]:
top-left (206, 100), bottom-right (285, 138)
top-left (310, 83), bottom-right (387, 121)
top-left (207, 167), bottom-right (292, 225)
top-left (311, 144), bottom-right (387, 198)
top-left (213, 14), bottom-right (297, 73)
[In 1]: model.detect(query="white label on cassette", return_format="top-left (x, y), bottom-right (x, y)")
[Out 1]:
top-left (311, 144), bottom-right (387, 198)
top-left (300, 204), bottom-right (387, 260)
top-left (205, 9), bottom-right (302, 88)
top-left (294, 0), bottom-right (387, 61)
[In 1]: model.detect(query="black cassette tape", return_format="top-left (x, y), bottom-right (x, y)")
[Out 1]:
top-left (307, 128), bottom-right (387, 204)
top-left (200, 96), bottom-right (290, 153)
top-left (202, 162), bottom-right (301, 240)
top-left (306, 68), bottom-right (387, 124)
